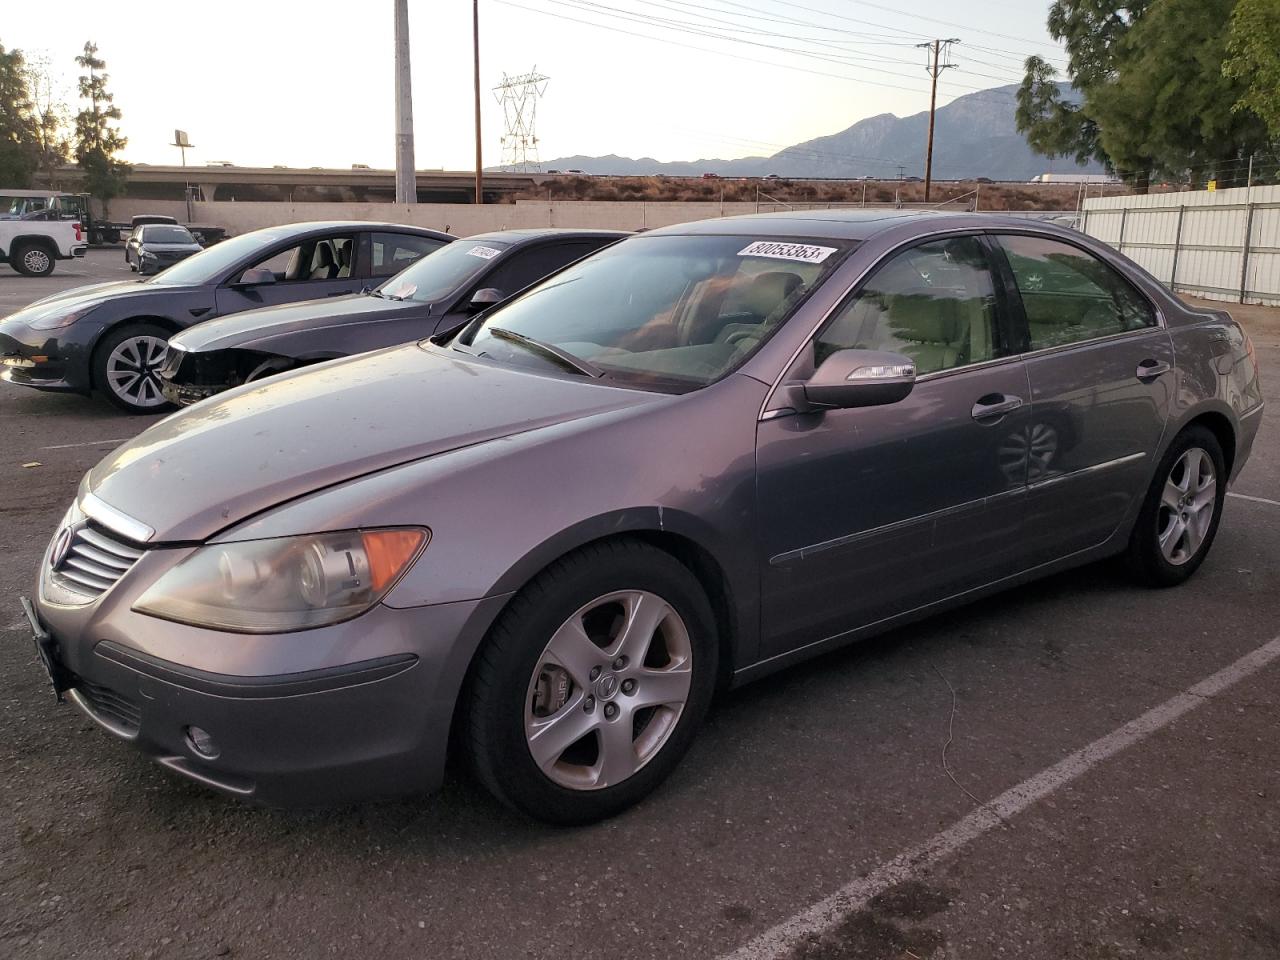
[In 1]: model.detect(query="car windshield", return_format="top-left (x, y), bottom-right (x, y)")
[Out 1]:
top-left (456, 233), bottom-right (852, 391)
top-left (147, 228), bottom-right (291, 285)
top-left (143, 226), bottom-right (195, 244)
top-left (377, 238), bottom-right (511, 303)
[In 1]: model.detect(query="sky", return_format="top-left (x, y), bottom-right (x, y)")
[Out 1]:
top-left (1, 0), bottom-right (1066, 171)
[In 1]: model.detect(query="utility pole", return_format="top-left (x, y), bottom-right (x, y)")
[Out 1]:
top-left (393, 0), bottom-right (416, 205)
top-left (473, 0), bottom-right (483, 204)
top-left (918, 38), bottom-right (959, 203)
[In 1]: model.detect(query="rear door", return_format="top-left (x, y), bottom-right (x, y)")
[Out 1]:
top-left (991, 232), bottom-right (1173, 565)
top-left (756, 234), bottom-right (1032, 657)
top-left (214, 233), bottom-right (360, 316)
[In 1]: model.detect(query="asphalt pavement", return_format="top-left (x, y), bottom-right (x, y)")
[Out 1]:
top-left (1, 249), bottom-right (1277, 959)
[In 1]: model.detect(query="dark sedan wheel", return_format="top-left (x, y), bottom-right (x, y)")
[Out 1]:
top-left (465, 541), bottom-right (717, 824)
top-left (1126, 425), bottom-right (1226, 587)
top-left (95, 323), bottom-right (174, 414)
top-left (13, 242), bottom-right (55, 277)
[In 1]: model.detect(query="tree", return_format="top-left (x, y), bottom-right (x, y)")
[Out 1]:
top-left (73, 42), bottom-right (129, 214)
top-left (0, 42), bottom-right (38, 186)
top-left (1018, 0), bottom-right (1271, 191)
top-left (24, 54), bottom-right (71, 187)
top-left (1224, 0), bottom-right (1280, 138)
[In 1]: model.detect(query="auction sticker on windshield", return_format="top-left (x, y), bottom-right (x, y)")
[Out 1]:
top-left (467, 245), bottom-right (503, 260)
top-left (738, 241), bottom-right (837, 263)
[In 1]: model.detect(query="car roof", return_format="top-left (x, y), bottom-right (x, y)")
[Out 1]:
top-left (464, 228), bottom-right (632, 247)
top-left (644, 209), bottom-right (1057, 242)
top-left (238, 221), bottom-right (458, 240)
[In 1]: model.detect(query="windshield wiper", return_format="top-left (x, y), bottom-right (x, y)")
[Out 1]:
top-left (487, 327), bottom-right (605, 378)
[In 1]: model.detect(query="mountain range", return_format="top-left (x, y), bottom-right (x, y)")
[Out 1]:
top-left (494, 83), bottom-right (1102, 181)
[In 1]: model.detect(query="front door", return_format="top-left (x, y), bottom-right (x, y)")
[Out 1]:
top-left (756, 234), bottom-right (1031, 659)
top-left (215, 234), bottom-right (361, 317)
top-left (992, 233), bottom-right (1173, 565)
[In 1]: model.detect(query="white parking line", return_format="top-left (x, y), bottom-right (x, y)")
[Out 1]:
top-left (1228, 491), bottom-right (1280, 508)
top-left (721, 633), bottom-right (1280, 960)
top-left (40, 438), bottom-right (131, 451)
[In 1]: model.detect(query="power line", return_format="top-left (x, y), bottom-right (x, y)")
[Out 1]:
top-left (498, 0), bottom-right (1036, 106)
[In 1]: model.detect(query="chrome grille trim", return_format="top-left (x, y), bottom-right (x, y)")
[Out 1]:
top-left (76, 526), bottom-right (145, 561)
top-left (79, 492), bottom-right (155, 544)
top-left (50, 523), bottom-right (147, 601)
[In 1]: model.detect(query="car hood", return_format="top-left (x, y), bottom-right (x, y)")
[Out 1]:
top-left (142, 243), bottom-right (202, 253)
top-left (86, 344), bottom-right (659, 542)
top-left (19, 278), bottom-right (191, 313)
top-left (170, 293), bottom-right (420, 352)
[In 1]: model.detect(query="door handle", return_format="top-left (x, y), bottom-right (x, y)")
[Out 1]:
top-left (1136, 359), bottom-right (1171, 380)
top-left (971, 394), bottom-right (1023, 422)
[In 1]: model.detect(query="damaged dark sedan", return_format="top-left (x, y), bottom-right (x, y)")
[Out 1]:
top-left (159, 229), bottom-right (628, 405)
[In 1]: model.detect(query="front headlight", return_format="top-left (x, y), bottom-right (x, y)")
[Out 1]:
top-left (133, 528), bottom-right (428, 633)
top-left (28, 300), bottom-right (105, 330)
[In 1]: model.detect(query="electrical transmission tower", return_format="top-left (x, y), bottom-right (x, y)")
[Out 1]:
top-left (494, 68), bottom-right (549, 172)
top-left (917, 38), bottom-right (960, 202)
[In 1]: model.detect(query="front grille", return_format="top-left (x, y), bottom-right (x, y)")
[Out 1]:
top-left (76, 680), bottom-right (142, 735)
top-left (52, 524), bottom-right (146, 599)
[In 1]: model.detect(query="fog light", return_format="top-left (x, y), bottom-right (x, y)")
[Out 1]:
top-left (185, 725), bottom-right (219, 759)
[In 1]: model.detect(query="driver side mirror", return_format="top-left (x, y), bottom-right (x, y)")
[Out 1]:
top-left (235, 267), bottom-right (277, 287)
top-left (796, 349), bottom-right (916, 410)
top-left (468, 287), bottom-right (505, 310)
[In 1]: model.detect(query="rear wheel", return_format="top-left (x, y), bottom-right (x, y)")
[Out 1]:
top-left (12, 242), bottom-right (55, 277)
top-left (465, 541), bottom-right (718, 824)
top-left (95, 323), bottom-right (173, 414)
top-left (1125, 425), bottom-right (1226, 587)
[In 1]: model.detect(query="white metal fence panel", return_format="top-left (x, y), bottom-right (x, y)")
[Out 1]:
top-left (1082, 185), bottom-right (1280, 306)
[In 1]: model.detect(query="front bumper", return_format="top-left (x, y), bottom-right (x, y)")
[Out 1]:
top-left (30, 553), bottom-right (510, 805)
top-left (0, 320), bottom-right (94, 394)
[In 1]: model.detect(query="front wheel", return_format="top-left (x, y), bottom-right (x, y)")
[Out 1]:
top-left (1125, 425), bottom-right (1226, 587)
top-left (94, 323), bottom-right (174, 414)
top-left (464, 541), bottom-right (718, 824)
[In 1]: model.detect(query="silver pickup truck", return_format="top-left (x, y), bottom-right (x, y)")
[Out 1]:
top-left (0, 216), bottom-right (88, 276)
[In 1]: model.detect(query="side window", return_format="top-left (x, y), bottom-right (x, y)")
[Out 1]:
top-left (815, 235), bottom-right (1004, 375)
top-left (370, 232), bottom-right (447, 277)
top-left (480, 242), bottom-right (601, 297)
top-left (998, 235), bottom-right (1156, 350)
top-left (243, 235), bottom-right (355, 282)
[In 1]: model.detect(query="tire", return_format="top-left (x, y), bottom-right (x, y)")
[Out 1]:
top-left (1125, 425), bottom-right (1227, 587)
top-left (464, 540), bottom-right (719, 824)
top-left (12, 242), bottom-right (55, 277)
top-left (94, 323), bottom-right (174, 414)
top-left (245, 357), bottom-right (296, 383)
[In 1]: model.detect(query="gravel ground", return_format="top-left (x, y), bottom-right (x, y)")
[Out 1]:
top-left (1, 250), bottom-right (1277, 959)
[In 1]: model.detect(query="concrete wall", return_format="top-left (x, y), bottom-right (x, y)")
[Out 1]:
top-left (99, 199), bottom-right (769, 237)
top-left (1082, 185), bottom-right (1280, 306)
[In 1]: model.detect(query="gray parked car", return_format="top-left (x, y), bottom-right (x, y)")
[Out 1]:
top-left (124, 223), bottom-right (203, 274)
top-left (23, 211), bottom-right (1263, 824)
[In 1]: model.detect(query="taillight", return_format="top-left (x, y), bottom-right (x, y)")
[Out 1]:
top-left (74, 222), bottom-right (83, 242)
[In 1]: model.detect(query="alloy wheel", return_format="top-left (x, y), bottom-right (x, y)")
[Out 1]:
top-left (22, 248), bottom-right (52, 274)
top-left (1157, 446), bottom-right (1216, 566)
top-left (524, 590), bottom-right (693, 791)
top-left (106, 335), bottom-right (170, 409)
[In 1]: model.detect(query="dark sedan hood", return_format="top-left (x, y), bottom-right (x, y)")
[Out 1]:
top-left (87, 344), bottom-right (658, 542)
top-left (20, 278), bottom-right (196, 315)
top-left (141, 242), bottom-right (202, 253)
top-left (170, 293), bottom-right (421, 352)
